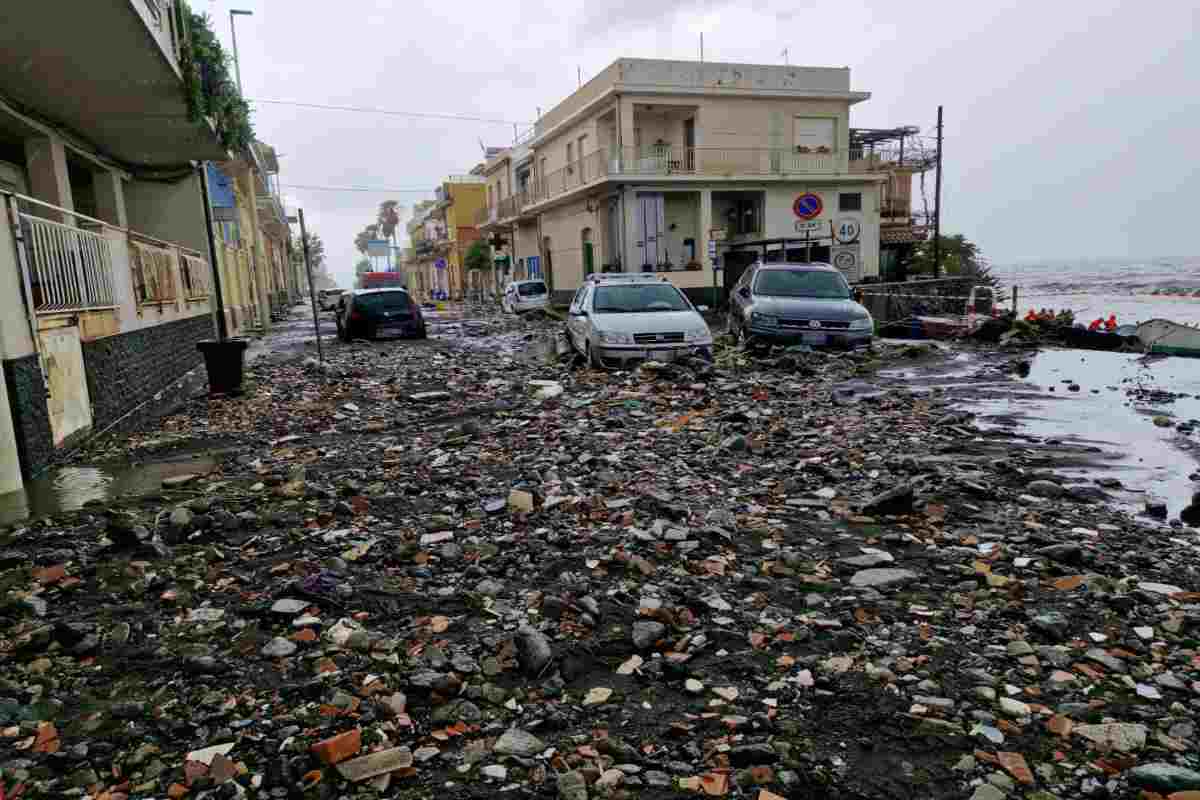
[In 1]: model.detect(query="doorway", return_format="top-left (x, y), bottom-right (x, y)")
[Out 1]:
top-left (581, 228), bottom-right (594, 278)
top-left (542, 236), bottom-right (553, 291)
top-left (684, 118), bottom-right (695, 171)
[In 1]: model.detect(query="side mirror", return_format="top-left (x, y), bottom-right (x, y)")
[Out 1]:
top-left (738, 287), bottom-right (750, 299)
top-left (570, 309), bottom-right (588, 317)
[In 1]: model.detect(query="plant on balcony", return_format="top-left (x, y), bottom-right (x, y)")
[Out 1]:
top-left (464, 240), bottom-right (492, 273)
top-left (179, 3), bottom-right (255, 154)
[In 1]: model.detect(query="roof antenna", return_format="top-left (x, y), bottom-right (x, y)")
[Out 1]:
top-left (478, 138), bottom-right (486, 156)
top-left (700, 32), bottom-right (704, 63)
top-left (577, 66), bottom-right (582, 87)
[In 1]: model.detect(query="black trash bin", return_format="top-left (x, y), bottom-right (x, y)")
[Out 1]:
top-left (197, 339), bottom-right (249, 395)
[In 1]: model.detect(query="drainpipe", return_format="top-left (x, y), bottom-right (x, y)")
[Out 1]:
top-left (197, 162), bottom-right (229, 341)
top-left (247, 163), bottom-right (270, 331)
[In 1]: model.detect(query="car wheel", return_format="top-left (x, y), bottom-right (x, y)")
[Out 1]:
top-left (415, 325), bottom-right (428, 340)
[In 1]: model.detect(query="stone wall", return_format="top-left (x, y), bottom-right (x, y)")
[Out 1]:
top-left (82, 314), bottom-right (214, 432)
top-left (3, 355), bottom-right (54, 478)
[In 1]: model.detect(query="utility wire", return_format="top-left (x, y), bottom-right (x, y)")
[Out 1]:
top-left (280, 183), bottom-right (436, 194)
top-left (249, 99), bottom-right (533, 127)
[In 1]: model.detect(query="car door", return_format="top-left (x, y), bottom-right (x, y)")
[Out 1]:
top-left (566, 287), bottom-right (586, 350)
top-left (576, 287), bottom-right (595, 348)
top-left (731, 266), bottom-right (755, 325)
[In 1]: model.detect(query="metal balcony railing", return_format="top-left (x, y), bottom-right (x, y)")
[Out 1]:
top-left (478, 193), bottom-right (530, 226)
top-left (523, 146), bottom-right (845, 206)
top-left (19, 213), bottom-right (117, 313)
top-left (7, 191), bottom-right (209, 316)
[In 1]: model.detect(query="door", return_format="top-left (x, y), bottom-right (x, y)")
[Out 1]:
top-left (581, 227), bottom-right (594, 277)
top-left (637, 193), bottom-right (665, 269)
top-left (567, 287), bottom-right (590, 351)
top-left (730, 262), bottom-right (757, 326)
top-left (39, 326), bottom-right (92, 446)
top-left (683, 119), bottom-right (695, 171)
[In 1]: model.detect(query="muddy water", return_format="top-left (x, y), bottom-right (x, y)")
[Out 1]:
top-left (968, 349), bottom-right (1200, 515)
top-left (0, 456), bottom-right (217, 527)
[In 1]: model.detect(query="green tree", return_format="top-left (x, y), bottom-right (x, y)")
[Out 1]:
top-left (377, 200), bottom-right (404, 241)
top-left (354, 224), bottom-right (379, 255)
top-left (463, 239), bottom-right (492, 272)
top-left (909, 234), bottom-right (993, 283)
top-left (292, 232), bottom-right (335, 289)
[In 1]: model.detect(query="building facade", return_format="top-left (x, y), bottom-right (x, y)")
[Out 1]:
top-left (478, 58), bottom-right (930, 304)
top-left (0, 1), bottom-right (296, 497)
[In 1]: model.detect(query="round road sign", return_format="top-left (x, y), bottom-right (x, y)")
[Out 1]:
top-left (834, 250), bottom-right (857, 270)
top-left (792, 193), bottom-right (823, 220)
top-left (834, 218), bottom-right (861, 244)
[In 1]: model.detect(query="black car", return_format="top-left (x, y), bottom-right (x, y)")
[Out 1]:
top-left (336, 288), bottom-right (427, 341)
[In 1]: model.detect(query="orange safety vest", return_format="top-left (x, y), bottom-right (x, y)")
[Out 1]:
top-left (1105, 316), bottom-right (1117, 331)
top-left (1088, 319), bottom-right (1103, 331)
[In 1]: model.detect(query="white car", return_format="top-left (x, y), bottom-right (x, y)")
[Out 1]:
top-left (565, 273), bottom-right (712, 368)
top-left (502, 280), bottom-right (549, 314)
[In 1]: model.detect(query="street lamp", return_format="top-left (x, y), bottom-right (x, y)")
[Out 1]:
top-left (229, 9), bottom-right (254, 95)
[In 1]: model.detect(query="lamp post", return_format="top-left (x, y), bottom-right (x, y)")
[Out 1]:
top-left (230, 9), bottom-right (254, 95)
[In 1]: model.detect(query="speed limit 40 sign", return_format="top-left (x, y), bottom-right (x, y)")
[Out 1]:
top-left (834, 217), bottom-right (861, 244)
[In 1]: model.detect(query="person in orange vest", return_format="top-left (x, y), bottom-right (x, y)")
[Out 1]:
top-left (1025, 309), bottom-right (1039, 322)
top-left (1088, 317), bottom-right (1103, 331)
top-left (1104, 314), bottom-right (1118, 332)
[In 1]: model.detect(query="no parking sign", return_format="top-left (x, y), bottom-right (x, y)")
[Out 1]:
top-left (792, 193), bottom-right (823, 220)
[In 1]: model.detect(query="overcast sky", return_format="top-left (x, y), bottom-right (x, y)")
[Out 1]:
top-left (204, 0), bottom-right (1199, 287)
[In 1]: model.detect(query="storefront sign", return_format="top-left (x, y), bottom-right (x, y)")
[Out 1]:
top-left (792, 193), bottom-right (823, 220)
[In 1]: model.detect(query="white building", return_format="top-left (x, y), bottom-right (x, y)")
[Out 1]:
top-left (478, 58), bottom-right (929, 304)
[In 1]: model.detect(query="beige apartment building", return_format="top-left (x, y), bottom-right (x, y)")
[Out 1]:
top-left (479, 58), bottom-right (929, 304)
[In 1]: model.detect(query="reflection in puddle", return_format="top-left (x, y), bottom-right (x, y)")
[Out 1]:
top-left (0, 456), bottom-right (217, 527)
top-left (968, 349), bottom-right (1200, 515)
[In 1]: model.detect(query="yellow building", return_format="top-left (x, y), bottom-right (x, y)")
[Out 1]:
top-left (437, 174), bottom-right (488, 300)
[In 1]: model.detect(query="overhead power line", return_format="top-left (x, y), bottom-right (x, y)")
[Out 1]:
top-left (249, 99), bottom-right (532, 127)
top-left (280, 183), bottom-right (436, 194)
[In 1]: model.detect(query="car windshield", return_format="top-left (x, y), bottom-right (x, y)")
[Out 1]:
top-left (754, 269), bottom-right (850, 299)
top-left (518, 282), bottom-right (547, 297)
top-left (593, 284), bottom-right (690, 313)
top-left (355, 292), bottom-right (411, 311)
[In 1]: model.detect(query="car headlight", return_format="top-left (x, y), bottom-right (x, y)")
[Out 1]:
top-left (751, 312), bottom-right (779, 328)
top-left (597, 330), bottom-right (634, 345)
top-left (848, 315), bottom-right (873, 331)
top-left (684, 326), bottom-right (712, 342)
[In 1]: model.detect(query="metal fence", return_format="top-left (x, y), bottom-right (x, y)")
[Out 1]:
top-left (19, 212), bottom-right (117, 313)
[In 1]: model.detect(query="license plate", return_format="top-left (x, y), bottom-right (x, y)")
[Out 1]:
top-left (648, 349), bottom-right (675, 361)
top-left (801, 332), bottom-right (826, 345)
top-left (381, 325), bottom-right (407, 335)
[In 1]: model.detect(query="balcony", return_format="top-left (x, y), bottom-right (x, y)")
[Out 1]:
top-left (524, 146), bottom-right (846, 208)
top-left (477, 193), bottom-right (530, 227)
top-left (8, 191), bottom-right (208, 319)
top-left (0, 1), bottom-right (226, 166)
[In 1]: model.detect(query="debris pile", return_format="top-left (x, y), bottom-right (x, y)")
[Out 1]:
top-left (1, 310), bottom-right (1197, 799)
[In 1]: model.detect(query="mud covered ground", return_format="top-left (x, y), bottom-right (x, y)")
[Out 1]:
top-left (0, 305), bottom-right (1197, 800)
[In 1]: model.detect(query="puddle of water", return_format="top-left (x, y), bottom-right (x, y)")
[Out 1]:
top-left (0, 456), bottom-right (217, 527)
top-left (968, 349), bottom-right (1200, 514)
